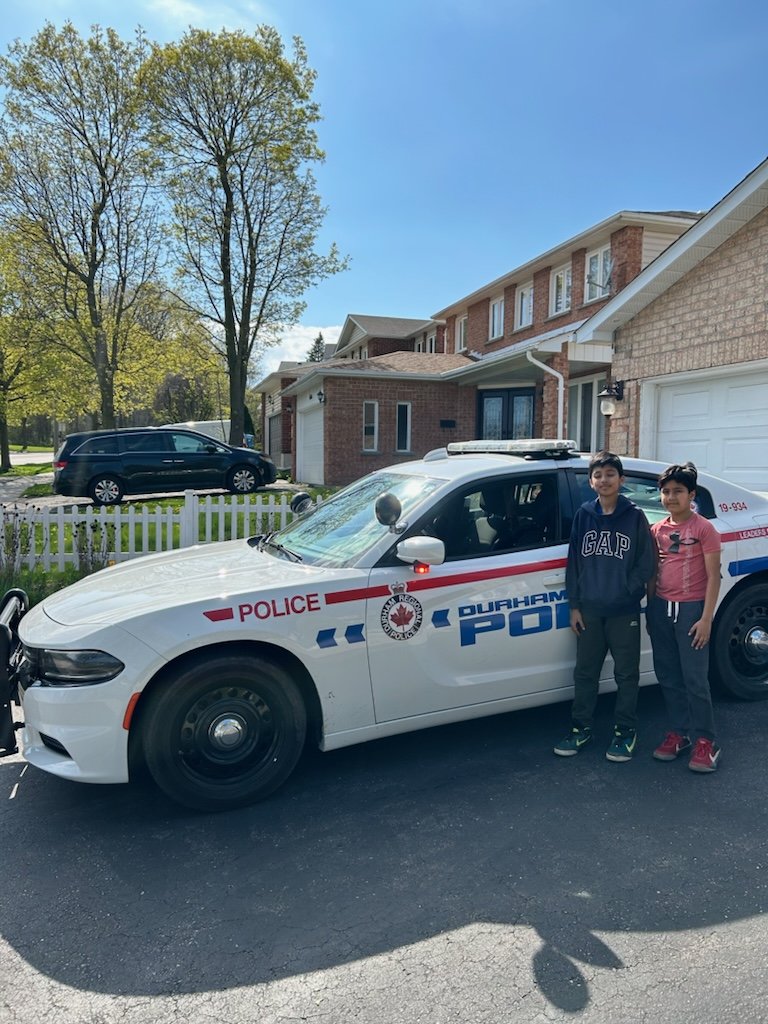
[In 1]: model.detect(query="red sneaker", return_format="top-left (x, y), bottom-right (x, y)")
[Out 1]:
top-left (688, 737), bottom-right (721, 773)
top-left (653, 732), bottom-right (692, 761)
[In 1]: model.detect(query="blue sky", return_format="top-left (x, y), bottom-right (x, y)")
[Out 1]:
top-left (3, 0), bottom-right (767, 373)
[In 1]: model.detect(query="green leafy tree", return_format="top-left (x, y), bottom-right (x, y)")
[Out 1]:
top-left (142, 27), bottom-right (347, 446)
top-left (306, 331), bottom-right (326, 362)
top-left (0, 22), bottom-right (163, 429)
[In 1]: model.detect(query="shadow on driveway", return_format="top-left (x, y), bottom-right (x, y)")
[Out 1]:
top-left (1, 688), bottom-right (765, 1012)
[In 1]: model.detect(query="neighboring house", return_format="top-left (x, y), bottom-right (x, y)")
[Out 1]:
top-left (573, 157), bottom-right (768, 492)
top-left (257, 216), bottom-right (700, 485)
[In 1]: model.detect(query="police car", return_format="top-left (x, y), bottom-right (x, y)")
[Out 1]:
top-left (2, 440), bottom-right (768, 811)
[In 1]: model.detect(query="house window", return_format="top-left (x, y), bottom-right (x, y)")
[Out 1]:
top-left (567, 376), bottom-right (607, 452)
top-left (415, 338), bottom-right (424, 353)
top-left (585, 245), bottom-right (612, 302)
top-left (457, 315), bottom-right (468, 352)
top-left (363, 401), bottom-right (378, 452)
top-left (550, 264), bottom-right (572, 315)
top-left (427, 333), bottom-right (436, 353)
top-left (396, 402), bottom-right (412, 452)
top-left (515, 283), bottom-right (533, 329)
top-left (489, 297), bottom-right (504, 340)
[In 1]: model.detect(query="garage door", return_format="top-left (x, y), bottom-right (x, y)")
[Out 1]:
top-left (296, 406), bottom-right (325, 485)
top-left (653, 368), bottom-right (768, 491)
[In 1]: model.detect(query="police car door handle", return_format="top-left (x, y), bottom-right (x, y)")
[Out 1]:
top-left (543, 573), bottom-right (565, 586)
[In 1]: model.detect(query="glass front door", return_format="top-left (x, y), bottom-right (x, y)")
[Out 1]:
top-left (479, 389), bottom-right (535, 439)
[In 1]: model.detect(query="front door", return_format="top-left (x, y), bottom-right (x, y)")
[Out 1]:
top-left (479, 388), bottom-right (535, 440)
top-left (366, 470), bottom-right (574, 722)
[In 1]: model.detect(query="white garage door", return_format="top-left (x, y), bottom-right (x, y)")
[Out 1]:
top-left (653, 368), bottom-right (768, 491)
top-left (296, 406), bottom-right (325, 485)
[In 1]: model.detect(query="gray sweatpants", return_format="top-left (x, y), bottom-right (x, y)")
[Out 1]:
top-left (646, 595), bottom-right (716, 741)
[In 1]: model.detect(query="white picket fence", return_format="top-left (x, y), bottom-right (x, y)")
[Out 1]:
top-left (1, 491), bottom-right (302, 571)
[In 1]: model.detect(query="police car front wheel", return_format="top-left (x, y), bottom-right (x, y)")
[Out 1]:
top-left (140, 653), bottom-right (308, 811)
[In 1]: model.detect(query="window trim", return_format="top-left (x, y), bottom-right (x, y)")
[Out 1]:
top-left (550, 263), bottom-right (572, 316)
top-left (395, 401), bottom-right (412, 452)
top-left (456, 315), bottom-right (468, 352)
top-left (489, 296), bottom-right (504, 340)
top-left (515, 282), bottom-right (533, 329)
top-left (585, 243), bottom-right (612, 302)
top-left (362, 400), bottom-right (379, 452)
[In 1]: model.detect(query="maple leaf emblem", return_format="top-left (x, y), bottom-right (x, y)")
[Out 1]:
top-left (390, 603), bottom-right (414, 628)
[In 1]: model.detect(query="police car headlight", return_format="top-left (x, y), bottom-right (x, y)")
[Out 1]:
top-left (35, 649), bottom-right (125, 686)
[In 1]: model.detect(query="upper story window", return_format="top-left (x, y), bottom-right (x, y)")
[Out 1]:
top-left (362, 401), bottom-right (378, 452)
top-left (427, 333), bottom-right (436, 353)
top-left (456, 315), bottom-right (468, 352)
top-left (515, 282), bottom-right (533, 329)
top-left (585, 244), bottom-right (613, 302)
top-left (550, 264), bottom-right (572, 315)
top-left (489, 297), bottom-right (504, 340)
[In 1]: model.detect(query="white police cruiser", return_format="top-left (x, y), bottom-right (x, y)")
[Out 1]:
top-left (2, 440), bottom-right (768, 810)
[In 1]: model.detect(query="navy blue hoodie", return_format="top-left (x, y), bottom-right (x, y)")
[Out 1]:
top-left (566, 494), bottom-right (655, 617)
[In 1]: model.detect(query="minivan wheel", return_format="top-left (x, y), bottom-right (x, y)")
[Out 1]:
top-left (89, 475), bottom-right (123, 505)
top-left (228, 465), bottom-right (260, 494)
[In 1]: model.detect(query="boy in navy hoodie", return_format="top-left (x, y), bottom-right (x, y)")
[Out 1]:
top-left (554, 451), bottom-right (655, 762)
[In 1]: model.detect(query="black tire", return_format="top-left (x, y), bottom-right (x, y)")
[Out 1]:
top-left (228, 464), bottom-right (260, 494)
top-left (712, 584), bottom-right (768, 700)
top-left (141, 653), bottom-right (307, 811)
top-left (89, 474), bottom-right (123, 505)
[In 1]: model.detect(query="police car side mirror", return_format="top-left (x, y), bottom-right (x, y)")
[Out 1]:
top-left (290, 491), bottom-right (313, 515)
top-left (396, 536), bottom-right (445, 566)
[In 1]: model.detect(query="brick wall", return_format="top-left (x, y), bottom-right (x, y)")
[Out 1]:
top-left (609, 225), bottom-right (643, 294)
top-left (606, 207), bottom-right (768, 456)
top-left (322, 378), bottom-right (477, 486)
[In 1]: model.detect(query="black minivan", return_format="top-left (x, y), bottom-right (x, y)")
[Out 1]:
top-left (53, 427), bottom-right (277, 505)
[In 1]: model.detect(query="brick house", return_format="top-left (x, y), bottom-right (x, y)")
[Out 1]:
top-left (573, 157), bottom-right (768, 491)
top-left (257, 215), bottom-right (699, 486)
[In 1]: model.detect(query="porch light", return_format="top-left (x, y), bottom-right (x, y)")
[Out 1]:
top-left (317, 389), bottom-right (325, 404)
top-left (598, 381), bottom-right (624, 417)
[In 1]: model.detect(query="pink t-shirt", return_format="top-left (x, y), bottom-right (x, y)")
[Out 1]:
top-left (652, 513), bottom-right (721, 602)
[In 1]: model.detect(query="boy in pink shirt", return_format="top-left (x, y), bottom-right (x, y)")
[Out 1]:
top-left (647, 462), bottom-right (722, 772)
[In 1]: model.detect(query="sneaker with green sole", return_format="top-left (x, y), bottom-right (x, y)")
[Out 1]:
top-left (554, 726), bottom-right (593, 757)
top-left (606, 728), bottom-right (637, 762)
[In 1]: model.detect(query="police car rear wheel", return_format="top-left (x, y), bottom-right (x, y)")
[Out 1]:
top-left (713, 584), bottom-right (768, 700)
top-left (141, 653), bottom-right (307, 810)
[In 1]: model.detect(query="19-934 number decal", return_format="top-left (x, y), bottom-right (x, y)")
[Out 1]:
top-left (720, 501), bottom-right (749, 513)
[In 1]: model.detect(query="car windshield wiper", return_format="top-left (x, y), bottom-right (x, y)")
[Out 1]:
top-left (252, 532), bottom-right (303, 562)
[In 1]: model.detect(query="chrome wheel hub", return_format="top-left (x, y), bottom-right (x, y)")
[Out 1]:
top-left (208, 714), bottom-right (247, 750)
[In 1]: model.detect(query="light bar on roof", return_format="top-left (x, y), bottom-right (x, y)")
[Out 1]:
top-left (446, 439), bottom-right (578, 458)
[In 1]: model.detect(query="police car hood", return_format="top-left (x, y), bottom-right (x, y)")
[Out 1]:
top-left (39, 541), bottom-right (327, 627)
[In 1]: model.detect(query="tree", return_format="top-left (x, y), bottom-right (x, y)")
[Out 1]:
top-left (0, 22), bottom-right (163, 429)
top-left (306, 331), bottom-right (325, 362)
top-left (142, 27), bottom-right (347, 446)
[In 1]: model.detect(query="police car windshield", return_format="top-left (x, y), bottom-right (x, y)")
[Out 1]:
top-left (271, 472), bottom-right (443, 567)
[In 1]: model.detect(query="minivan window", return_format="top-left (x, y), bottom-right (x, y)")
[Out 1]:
top-left (120, 433), bottom-right (169, 453)
top-left (74, 436), bottom-right (119, 456)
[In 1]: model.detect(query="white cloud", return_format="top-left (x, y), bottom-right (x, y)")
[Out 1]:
top-left (255, 324), bottom-right (343, 378)
top-left (143, 0), bottom-right (274, 32)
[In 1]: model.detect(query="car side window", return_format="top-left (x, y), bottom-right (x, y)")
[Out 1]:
top-left (170, 433), bottom-right (221, 454)
top-left (121, 432), bottom-right (170, 453)
top-left (74, 436), bottom-right (119, 455)
top-left (570, 470), bottom-right (716, 525)
top-left (406, 473), bottom-right (561, 561)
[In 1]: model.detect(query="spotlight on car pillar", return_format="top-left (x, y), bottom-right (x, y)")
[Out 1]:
top-left (375, 492), bottom-right (402, 529)
top-left (290, 491), bottom-right (314, 516)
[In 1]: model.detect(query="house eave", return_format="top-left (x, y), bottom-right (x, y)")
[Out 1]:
top-left (432, 211), bottom-right (700, 320)
top-left (575, 157), bottom-right (768, 343)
